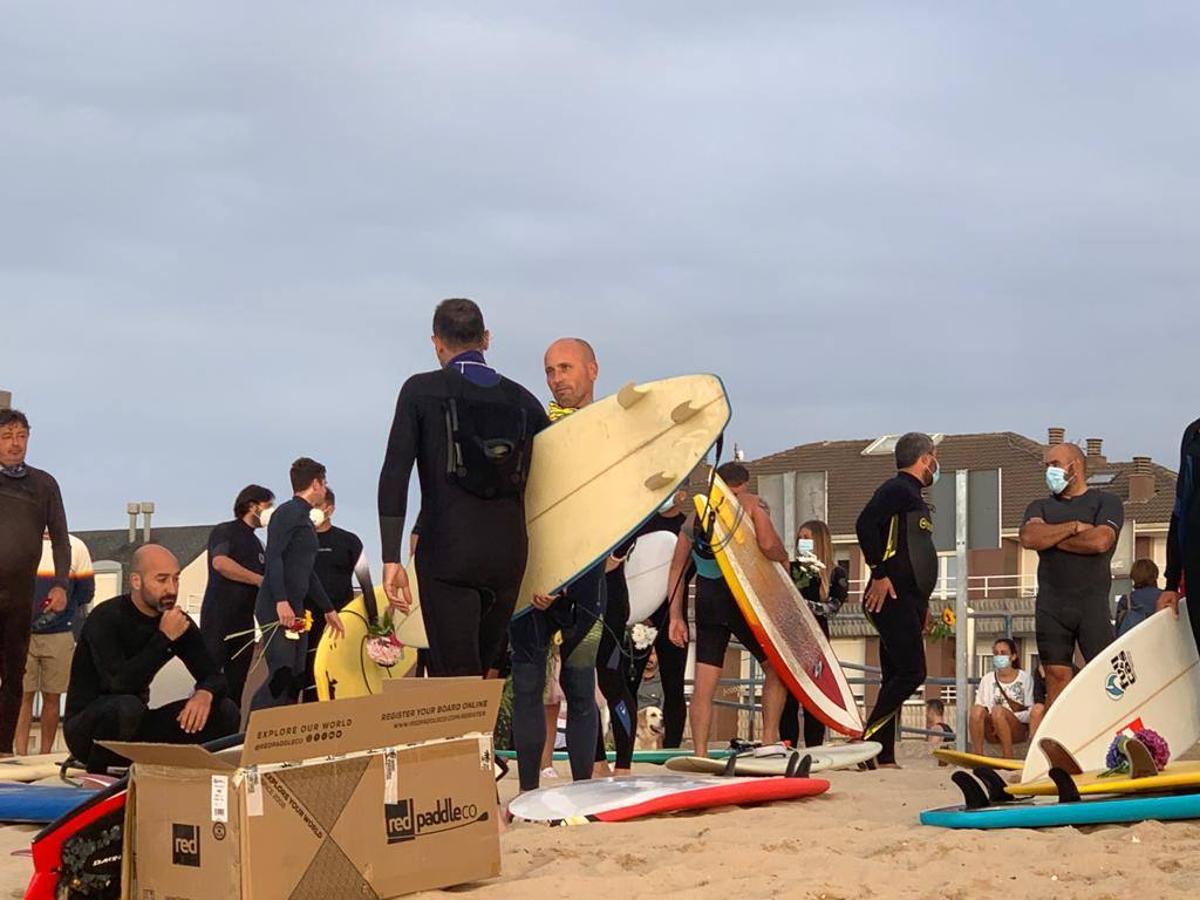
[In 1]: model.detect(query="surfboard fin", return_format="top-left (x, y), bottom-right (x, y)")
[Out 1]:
top-left (644, 472), bottom-right (676, 492)
top-left (670, 400), bottom-right (700, 424)
top-left (722, 755), bottom-right (739, 778)
top-left (951, 771), bottom-right (990, 810)
top-left (972, 767), bottom-right (1015, 805)
top-left (1039, 738), bottom-right (1084, 776)
top-left (617, 382), bottom-right (649, 409)
top-left (785, 753), bottom-right (813, 780)
top-left (1048, 767), bottom-right (1082, 804)
top-left (1122, 737), bottom-right (1159, 779)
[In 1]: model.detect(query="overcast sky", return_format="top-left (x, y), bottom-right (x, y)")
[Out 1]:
top-left (3, 3), bottom-right (1197, 562)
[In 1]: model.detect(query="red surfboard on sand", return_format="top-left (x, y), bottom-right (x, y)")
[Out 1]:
top-left (508, 773), bottom-right (829, 824)
top-left (698, 475), bottom-right (864, 738)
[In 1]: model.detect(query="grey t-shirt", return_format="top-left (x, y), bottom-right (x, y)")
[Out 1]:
top-left (1023, 489), bottom-right (1124, 608)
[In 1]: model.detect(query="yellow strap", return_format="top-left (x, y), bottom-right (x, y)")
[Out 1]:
top-left (548, 401), bottom-right (577, 422)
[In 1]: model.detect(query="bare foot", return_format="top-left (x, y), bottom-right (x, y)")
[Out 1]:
top-left (593, 762), bottom-right (613, 778)
top-left (877, 762), bottom-right (902, 770)
top-left (613, 767), bottom-right (632, 776)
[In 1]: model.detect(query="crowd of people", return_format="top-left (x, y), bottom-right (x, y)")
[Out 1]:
top-left (0, 297), bottom-right (1197, 799)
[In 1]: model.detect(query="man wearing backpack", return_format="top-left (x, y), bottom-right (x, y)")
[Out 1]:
top-left (379, 299), bottom-right (550, 677)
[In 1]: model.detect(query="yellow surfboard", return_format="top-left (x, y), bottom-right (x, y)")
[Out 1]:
top-left (515, 374), bottom-right (729, 614)
top-left (932, 748), bottom-right (1024, 772)
top-left (313, 589), bottom-right (418, 700)
top-left (1008, 760), bottom-right (1200, 797)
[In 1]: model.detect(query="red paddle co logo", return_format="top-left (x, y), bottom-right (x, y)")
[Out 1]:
top-left (1105, 650), bottom-right (1136, 700)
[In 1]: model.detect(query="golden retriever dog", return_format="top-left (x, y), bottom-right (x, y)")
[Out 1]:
top-left (635, 705), bottom-right (664, 750)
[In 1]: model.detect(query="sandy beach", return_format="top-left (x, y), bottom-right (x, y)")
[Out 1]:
top-left (2, 741), bottom-right (1195, 899)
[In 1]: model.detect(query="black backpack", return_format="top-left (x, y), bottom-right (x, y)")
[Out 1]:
top-left (443, 370), bottom-right (533, 500)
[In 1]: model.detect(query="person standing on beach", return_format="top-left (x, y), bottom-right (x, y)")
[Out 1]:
top-left (508, 338), bottom-right (606, 793)
top-left (856, 432), bottom-right (939, 768)
top-left (1019, 441), bottom-right (1122, 706)
top-left (378, 299), bottom-right (548, 678)
top-left (249, 458), bottom-right (345, 711)
top-left (1158, 417), bottom-right (1200, 643)
top-left (0, 408), bottom-right (71, 755)
top-left (302, 487), bottom-right (374, 701)
top-left (200, 484), bottom-right (274, 711)
top-left (668, 462), bottom-right (790, 757)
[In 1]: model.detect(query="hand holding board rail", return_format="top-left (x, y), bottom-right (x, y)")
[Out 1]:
top-left (515, 374), bottom-right (730, 615)
top-left (698, 475), bottom-right (864, 737)
top-left (1019, 600), bottom-right (1200, 784)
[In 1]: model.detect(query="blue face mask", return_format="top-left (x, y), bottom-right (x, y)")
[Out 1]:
top-left (927, 458), bottom-right (940, 487)
top-left (1046, 466), bottom-right (1071, 496)
top-left (993, 654), bottom-right (1012, 671)
top-left (797, 538), bottom-right (815, 556)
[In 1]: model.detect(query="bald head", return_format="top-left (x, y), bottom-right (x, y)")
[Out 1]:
top-left (1044, 442), bottom-right (1087, 498)
top-left (130, 544), bottom-right (181, 614)
top-left (545, 338), bottom-right (599, 409)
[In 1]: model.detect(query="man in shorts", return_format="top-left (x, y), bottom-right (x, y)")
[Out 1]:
top-left (16, 531), bottom-right (94, 755)
top-left (1019, 441), bottom-right (1123, 705)
top-left (667, 462), bottom-right (790, 757)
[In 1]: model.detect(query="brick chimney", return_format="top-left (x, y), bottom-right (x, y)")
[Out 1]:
top-left (0, 390), bottom-right (11, 410)
top-left (1048, 427), bottom-right (1066, 446)
top-left (1129, 456), bottom-right (1156, 503)
top-left (1085, 437), bottom-right (1107, 467)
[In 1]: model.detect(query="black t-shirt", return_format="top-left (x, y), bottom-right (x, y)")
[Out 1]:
top-left (201, 519), bottom-right (265, 624)
top-left (311, 525), bottom-right (364, 612)
top-left (1023, 489), bottom-right (1124, 608)
top-left (66, 594), bottom-right (225, 717)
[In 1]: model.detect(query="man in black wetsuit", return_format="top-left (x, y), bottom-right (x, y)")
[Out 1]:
top-left (63, 545), bottom-right (240, 772)
top-left (249, 458), bottom-right (345, 711)
top-left (1019, 440), bottom-right (1122, 706)
top-left (200, 484), bottom-right (274, 711)
top-left (379, 299), bottom-right (549, 677)
top-left (302, 487), bottom-right (374, 701)
top-left (0, 409), bottom-right (71, 755)
top-left (508, 338), bottom-right (607, 792)
top-left (856, 432), bottom-right (940, 768)
top-left (1158, 417), bottom-right (1200, 650)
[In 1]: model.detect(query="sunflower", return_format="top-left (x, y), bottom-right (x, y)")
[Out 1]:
top-left (941, 607), bottom-right (955, 627)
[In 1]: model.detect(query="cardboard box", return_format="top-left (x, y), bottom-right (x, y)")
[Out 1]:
top-left (106, 677), bottom-right (502, 899)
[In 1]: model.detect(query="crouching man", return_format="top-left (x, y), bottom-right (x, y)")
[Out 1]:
top-left (63, 544), bottom-right (239, 773)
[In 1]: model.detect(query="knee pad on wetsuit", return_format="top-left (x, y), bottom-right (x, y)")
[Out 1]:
top-left (510, 660), bottom-right (545, 702)
top-left (558, 662), bottom-right (596, 711)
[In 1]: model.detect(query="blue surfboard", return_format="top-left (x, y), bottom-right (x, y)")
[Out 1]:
top-left (921, 790), bottom-right (1200, 830)
top-left (0, 783), bottom-right (98, 824)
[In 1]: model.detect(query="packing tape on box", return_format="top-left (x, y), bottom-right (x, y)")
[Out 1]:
top-left (233, 732), bottom-right (495, 781)
top-left (478, 736), bottom-right (491, 771)
top-left (383, 749), bottom-right (399, 805)
top-left (211, 774), bottom-right (229, 824)
top-left (245, 766), bottom-right (264, 818)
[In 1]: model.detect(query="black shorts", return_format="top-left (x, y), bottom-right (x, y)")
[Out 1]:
top-left (1035, 596), bottom-right (1115, 667)
top-left (693, 577), bottom-right (766, 667)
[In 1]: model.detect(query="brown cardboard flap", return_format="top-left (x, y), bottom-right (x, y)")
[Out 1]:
top-left (99, 741), bottom-right (239, 770)
top-left (242, 678), bottom-right (502, 767)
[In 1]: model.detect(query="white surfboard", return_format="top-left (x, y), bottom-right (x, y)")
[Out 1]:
top-left (1020, 600), bottom-right (1200, 784)
top-left (664, 741), bottom-right (882, 776)
top-left (624, 531), bottom-right (677, 625)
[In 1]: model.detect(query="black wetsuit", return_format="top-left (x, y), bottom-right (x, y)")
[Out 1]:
top-left (780, 564), bottom-right (849, 748)
top-left (303, 524), bottom-right (371, 702)
top-left (378, 354), bottom-right (549, 676)
top-left (64, 594), bottom-right (239, 772)
top-left (249, 497), bottom-right (333, 710)
top-left (627, 512), bottom-right (690, 747)
top-left (1167, 418), bottom-right (1200, 652)
top-left (0, 465), bottom-right (70, 752)
top-left (199, 518), bottom-right (265, 710)
top-left (856, 472), bottom-right (937, 765)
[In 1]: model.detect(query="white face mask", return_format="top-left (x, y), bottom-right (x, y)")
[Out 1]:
top-left (310, 508), bottom-right (327, 527)
top-left (258, 506), bottom-right (275, 528)
top-left (796, 538), bottom-right (815, 556)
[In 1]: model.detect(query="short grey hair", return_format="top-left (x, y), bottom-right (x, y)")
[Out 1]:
top-left (895, 432), bottom-right (935, 469)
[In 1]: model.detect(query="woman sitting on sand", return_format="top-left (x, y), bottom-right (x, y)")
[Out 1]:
top-left (969, 638), bottom-right (1033, 759)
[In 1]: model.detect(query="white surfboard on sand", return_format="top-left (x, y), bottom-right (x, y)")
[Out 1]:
top-left (665, 741), bottom-right (882, 776)
top-left (1020, 600), bottom-right (1200, 784)
top-left (624, 531), bottom-right (677, 625)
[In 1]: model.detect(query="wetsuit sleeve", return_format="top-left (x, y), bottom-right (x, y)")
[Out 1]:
top-left (855, 481), bottom-right (902, 579)
top-left (353, 548), bottom-right (375, 601)
top-left (1165, 423), bottom-right (1193, 592)
top-left (91, 620), bottom-right (173, 695)
top-left (44, 474), bottom-right (71, 590)
top-left (1096, 491), bottom-right (1124, 536)
top-left (209, 522), bottom-right (233, 560)
top-left (176, 623), bottom-right (228, 698)
top-left (1166, 512), bottom-right (1182, 593)
top-left (263, 512), bottom-right (290, 605)
top-left (73, 540), bottom-right (95, 610)
top-left (281, 515), bottom-right (315, 612)
top-left (379, 379), bottom-right (421, 564)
